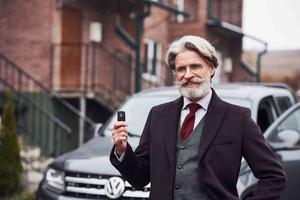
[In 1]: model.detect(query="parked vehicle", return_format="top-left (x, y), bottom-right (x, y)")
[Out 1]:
top-left (239, 102), bottom-right (300, 199)
top-left (37, 83), bottom-right (298, 200)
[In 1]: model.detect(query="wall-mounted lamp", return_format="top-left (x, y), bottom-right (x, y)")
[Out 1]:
top-left (89, 22), bottom-right (102, 43)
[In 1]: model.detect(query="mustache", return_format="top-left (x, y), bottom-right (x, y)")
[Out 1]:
top-left (176, 77), bottom-right (206, 86)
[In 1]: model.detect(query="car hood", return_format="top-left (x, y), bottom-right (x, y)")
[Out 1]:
top-left (50, 136), bottom-right (140, 175)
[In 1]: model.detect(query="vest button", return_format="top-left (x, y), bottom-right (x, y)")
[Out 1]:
top-left (175, 185), bottom-right (180, 190)
top-left (177, 165), bottom-right (183, 169)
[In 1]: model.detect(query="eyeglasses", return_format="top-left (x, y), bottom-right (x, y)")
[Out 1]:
top-left (173, 64), bottom-right (204, 76)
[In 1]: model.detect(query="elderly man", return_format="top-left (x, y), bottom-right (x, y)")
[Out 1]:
top-left (110, 35), bottom-right (286, 200)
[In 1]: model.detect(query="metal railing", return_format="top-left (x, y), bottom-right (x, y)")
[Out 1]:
top-left (0, 52), bottom-right (95, 156)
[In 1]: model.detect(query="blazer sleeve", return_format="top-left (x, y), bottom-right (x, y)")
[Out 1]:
top-left (110, 108), bottom-right (153, 188)
top-left (242, 109), bottom-right (286, 199)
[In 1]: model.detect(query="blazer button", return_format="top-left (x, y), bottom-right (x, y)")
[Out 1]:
top-left (177, 165), bottom-right (183, 169)
top-left (175, 185), bottom-right (180, 190)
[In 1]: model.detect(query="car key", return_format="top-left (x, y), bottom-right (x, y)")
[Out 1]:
top-left (117, 111), bottom-right (126, 121)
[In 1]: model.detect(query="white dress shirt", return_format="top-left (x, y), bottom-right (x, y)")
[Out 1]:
top-left (180, 89), bottom-right (212, 130)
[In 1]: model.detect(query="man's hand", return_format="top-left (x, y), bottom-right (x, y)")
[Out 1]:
top-left (112, 121), bottom-right (128, 156)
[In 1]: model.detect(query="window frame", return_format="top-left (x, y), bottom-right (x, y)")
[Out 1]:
top-left (142, 39), bottom-right (162, 83)
top-left (257, 96), bottom-right (278, 133)
top-left (267, 106), bottom-right (300, 150)
top-left (274, 96), bottom-right (293, 115)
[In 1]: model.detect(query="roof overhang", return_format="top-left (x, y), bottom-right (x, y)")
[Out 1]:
top-left (207, 18), bottom-right (267, 46)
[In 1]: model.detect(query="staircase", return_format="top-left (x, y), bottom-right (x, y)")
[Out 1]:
top-left (0, 44), bottom-right (171, 156)
top-left (0, 52), bottom-right (95, 157)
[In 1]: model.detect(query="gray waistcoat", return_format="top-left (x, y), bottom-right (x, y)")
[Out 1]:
top-left (173, 117), bottom-right (211, 200)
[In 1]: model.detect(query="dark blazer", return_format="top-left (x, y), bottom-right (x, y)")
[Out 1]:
top-left (110, 89), bottom-right (286, 200)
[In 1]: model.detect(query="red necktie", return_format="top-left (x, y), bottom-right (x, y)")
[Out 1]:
top-left (180, 103), bottom-right (201, 140)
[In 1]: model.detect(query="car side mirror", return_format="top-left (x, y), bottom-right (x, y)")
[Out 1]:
top-left (94, 123), bottom-right (103, 137)
top-left (269, 129), bottom-right (300, 150)
top-left (85, 123), bottom-right (103, 141)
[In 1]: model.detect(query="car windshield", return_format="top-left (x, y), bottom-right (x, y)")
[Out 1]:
top-left (102, 95), bottom-right (179, 137)
top-left (221, 97), bottom-right (252, 110)
top-left (102, 93), bottom-right (253, 137)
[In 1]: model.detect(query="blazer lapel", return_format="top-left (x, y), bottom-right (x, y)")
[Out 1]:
top-left (198, 89), bottom-right (227, 161)
top-left (163, 96), bottom-right (183, 165)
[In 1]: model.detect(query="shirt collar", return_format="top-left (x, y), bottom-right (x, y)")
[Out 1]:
top-left (182, 88), bottom-right (212, 111)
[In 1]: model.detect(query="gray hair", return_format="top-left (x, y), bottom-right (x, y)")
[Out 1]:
top-left (165, 35), bottom-right (219, 70)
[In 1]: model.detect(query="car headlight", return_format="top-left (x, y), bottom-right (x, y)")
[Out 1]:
top-left (45, 168), bottom-right (65, 192)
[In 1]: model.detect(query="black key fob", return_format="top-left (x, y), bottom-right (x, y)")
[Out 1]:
top-left (117, 111), bottom-right (125, 121)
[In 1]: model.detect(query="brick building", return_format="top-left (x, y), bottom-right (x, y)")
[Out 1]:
top-left (0, 0), bottom-right (253, 155)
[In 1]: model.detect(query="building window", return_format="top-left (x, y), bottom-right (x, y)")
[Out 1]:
top-left (143, 39), bottom-right (162, 82)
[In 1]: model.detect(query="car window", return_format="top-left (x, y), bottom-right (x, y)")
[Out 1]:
top-left (275, 96), bottom-right (293, 114)
top-left (267, 107), bottom-right (300, 149)
top-left (257, 96), bottom-right (278, 133)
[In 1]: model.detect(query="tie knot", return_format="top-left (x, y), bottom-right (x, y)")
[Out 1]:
top-left (188, 103), bottom-right (201, 113)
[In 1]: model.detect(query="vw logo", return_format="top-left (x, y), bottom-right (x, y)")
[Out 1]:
top-left (104, 177), bottom-right (125, 199)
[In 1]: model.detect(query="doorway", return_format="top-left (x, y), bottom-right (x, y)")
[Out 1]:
top-left (61, 5), bottom-right (82, 90)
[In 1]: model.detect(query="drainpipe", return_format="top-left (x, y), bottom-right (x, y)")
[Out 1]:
top-left (135, 16), bottom-right (143, 92)
top-left (256, 43), bottom-right (268, 82)
top-left (134, 4), bottom-right (151, 92)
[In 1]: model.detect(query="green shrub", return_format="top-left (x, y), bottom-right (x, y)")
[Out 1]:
top-left (7, 192), bottom-right (35, 200)
top-left (0, 192), bottom-right (36, 200)
top-left (0, 93), bottom-right (23, 197)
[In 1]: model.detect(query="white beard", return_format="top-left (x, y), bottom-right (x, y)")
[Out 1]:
top-left (177, 77), bottom-right (211, 101)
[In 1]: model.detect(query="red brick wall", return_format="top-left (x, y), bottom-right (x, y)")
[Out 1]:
top-left (169, 0), bottom-right (208, 40)
top-left (0, 0), bottom-right (55, 88)
top-left (75, 1), bottom-right (136, 54)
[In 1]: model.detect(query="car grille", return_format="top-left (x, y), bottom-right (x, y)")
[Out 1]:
top-left (64, 172), bottom-right (150, 199)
